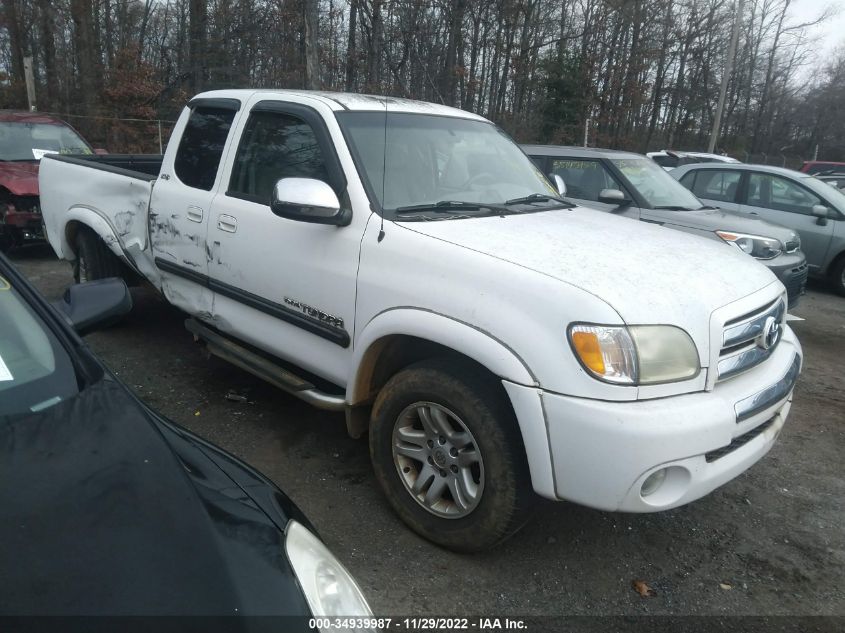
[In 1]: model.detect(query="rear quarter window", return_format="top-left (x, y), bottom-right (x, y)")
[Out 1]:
top-left (174, 106), bottom-right (237, 191)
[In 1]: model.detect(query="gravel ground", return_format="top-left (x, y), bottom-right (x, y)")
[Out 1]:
top-left (8, 245), bottom-right (845, 621)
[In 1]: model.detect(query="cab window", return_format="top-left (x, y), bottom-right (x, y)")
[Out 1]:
top-left (690, 170), bottom-right (741, 203)
top-left (229, 111), bottom-right (328, 204)
top-left (549, 159), bottom-right (623, 202)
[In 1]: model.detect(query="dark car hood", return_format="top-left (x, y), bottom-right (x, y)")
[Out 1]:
top-left (0, 378), bottom-right (311, 620)
top-left (0, 161), bottom-right (39, 196)
top-left (661, 206), bottom-right (798, 242)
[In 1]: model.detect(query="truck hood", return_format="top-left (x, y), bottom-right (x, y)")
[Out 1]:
top-left (660, 206), bottom-right (798, 243)
top-left (0, 161), bottom-right (39, 196)
top-left (400, 206), bottom-right (779, 330)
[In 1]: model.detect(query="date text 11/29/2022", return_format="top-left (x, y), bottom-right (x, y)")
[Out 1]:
top-left (309, 617), bottom-right (528, 631)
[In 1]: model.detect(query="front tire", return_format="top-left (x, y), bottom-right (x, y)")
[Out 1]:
top-left (369, 358), bottom-right (533, 552)
top-left (74, 226), bottom-right (122, 283)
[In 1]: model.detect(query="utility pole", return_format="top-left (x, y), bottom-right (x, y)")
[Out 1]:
top-left (583, 117), bottom-right (591, 148)
top-left (23, 56), bottom-right (36, 111)
top-left (708, 0), bottom-right (745, 153)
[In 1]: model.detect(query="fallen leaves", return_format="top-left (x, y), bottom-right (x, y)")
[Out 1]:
top-left (632, 579), bottom-right (657, 597)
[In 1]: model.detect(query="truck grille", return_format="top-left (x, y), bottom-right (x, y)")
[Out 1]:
top-left (717, 298), bottom-right (785, 381)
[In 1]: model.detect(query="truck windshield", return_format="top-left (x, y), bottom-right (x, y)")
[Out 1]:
top-left (0, 122), bottom-right (92, 162)
top-left (337, 112), bottom-right (559, 217)
top-left (611, 157), bottom-right (704, 210)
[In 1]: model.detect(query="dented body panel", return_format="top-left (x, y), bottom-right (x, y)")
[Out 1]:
top-left (38, 89), bottom-right (802, 513)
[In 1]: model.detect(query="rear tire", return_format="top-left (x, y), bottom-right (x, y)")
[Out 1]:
top-left (74, 226), bottom-right (122, 283)
top-left (369, 357), bottom-right (534, 552)
top-left (831, 257), bottom-right (845, 297)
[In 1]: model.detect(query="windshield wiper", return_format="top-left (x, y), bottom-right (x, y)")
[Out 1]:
top-left (652, 205), bottom-right (698, 211)
top-left (505, 193), bottom-right (571, 206)
top-left (394, 201), bottom-right (505, 214)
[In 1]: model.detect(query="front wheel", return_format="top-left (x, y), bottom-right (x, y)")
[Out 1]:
top-left (369, 358), bottom-right (533, 552)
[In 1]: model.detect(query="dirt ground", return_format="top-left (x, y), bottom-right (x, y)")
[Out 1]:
top-left (9, 245), bottom-right (845, 621)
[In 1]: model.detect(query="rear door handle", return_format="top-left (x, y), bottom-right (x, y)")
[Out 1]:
top-left (217, 214), bottom-right (238, 233)
top-left (187, 206), bottom-right (204, 222)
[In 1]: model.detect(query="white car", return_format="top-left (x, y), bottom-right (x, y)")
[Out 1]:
top-left (38, 90), bottom-right (801, 551)
top-left (648, 150), bottom-right (741, 171)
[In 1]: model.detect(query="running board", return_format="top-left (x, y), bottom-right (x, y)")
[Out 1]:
top-left (185, 318), bottom-right (346, 411)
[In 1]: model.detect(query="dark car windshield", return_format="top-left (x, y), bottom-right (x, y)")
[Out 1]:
top-left (337, 112), bottom-right (559, 217)
top-left (0, 121), bottom-right (93, 162)
top-left (610, 157), bottom-right (704, 209)
top-left (0, 272), bottom-right (80, 416)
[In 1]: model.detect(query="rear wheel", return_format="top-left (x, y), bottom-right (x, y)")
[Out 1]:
top-left (831, 257), bottom-right (845, 297)
top-left (369, 357), bottom-right (533, 552)
top-left (74, 226), bottom-right (122, 283)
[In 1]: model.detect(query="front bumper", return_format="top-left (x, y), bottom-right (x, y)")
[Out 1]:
top-left (509, 326), bottom-right (802, 512)
top-left (765, 252), bottom-right (807, 308)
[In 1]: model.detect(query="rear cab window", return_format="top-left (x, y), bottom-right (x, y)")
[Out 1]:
top-left (174, 106), bottom-right (238, 191)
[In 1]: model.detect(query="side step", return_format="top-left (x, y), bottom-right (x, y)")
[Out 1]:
top-left (185, 318), bottom-right (346, 412)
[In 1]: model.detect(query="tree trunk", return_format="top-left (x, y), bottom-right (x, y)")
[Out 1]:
top-left (303, 0), bottom-right (320, 89)
top-left (188, 0), bottom-right (208, 93)
top-left (70, 0), bottom-right (100, 114)
top-left (345, 0), bottom-right (359, 91)
top-left (3, 0), bottom-right (27, 108)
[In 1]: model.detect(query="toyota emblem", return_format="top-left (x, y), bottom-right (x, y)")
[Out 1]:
top-left (758, 316), bottom-right (780, 350)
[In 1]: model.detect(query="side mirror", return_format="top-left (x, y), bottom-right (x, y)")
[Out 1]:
top-left (271, 178), bottom-right (351, 226)
top-left (52, 278), bottom-right (133, 336)
top-left (598, 188), bottom-right (630, 206)
top-left (551, 174), bottom-right (567, 197)
top-left (812, 204), bottom-right (830, 226)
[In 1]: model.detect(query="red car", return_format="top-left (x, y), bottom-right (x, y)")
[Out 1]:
top-left (0, 111), bottom-right (96, 251)
top-left (799, 160), bottom-right (845, 175)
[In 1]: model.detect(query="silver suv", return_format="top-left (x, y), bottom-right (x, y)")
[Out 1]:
top-left (524, 146), bottom-right (808, 307)
top-left (671, 163), bottom-right (845, 296)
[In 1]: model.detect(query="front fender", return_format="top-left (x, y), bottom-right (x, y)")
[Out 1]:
top-left (348, 307), bottom-right (556, 498)
top-left (348, 307), bottom-right (537, 404)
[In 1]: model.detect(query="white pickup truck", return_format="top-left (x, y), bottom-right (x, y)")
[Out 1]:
top-left (40, 90), bottom-right (802, 551)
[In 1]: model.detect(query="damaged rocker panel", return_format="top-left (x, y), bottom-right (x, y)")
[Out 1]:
top-left (153, 257), bottom-right (351, 348)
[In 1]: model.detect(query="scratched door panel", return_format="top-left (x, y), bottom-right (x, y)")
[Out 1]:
top-left (149, 104), bottom-right (240, 318)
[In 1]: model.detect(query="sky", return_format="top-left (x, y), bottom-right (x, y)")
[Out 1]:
top-left (793, 0), bottom-right (845, 58)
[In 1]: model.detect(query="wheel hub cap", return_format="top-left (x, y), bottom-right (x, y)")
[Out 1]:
top-left (392, 402), bottom-right (484, 519)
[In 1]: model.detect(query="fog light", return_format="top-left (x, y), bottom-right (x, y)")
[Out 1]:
top-left (641, 468), bottom-right (667, 497)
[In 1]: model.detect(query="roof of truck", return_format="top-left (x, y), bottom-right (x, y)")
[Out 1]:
top-left (191, 89), bottom-right (488, 121)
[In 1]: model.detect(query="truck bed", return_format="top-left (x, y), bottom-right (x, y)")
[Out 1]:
top-left (39, 153), bottom-right (162, 284)
top-left (45, 153), bottom-right (164, 180)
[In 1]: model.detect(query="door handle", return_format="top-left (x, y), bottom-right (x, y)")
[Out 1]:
top-left (187, 206), bottom-right (204, 222)
top-left (217, 214), bottom-right (238, 233)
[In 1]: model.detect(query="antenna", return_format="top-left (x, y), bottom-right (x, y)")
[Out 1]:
top-left (377, 96), bottom-right (387, 243)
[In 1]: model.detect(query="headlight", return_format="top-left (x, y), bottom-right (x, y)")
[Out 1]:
top-left (569, 324), bottom-right (699, 385)
top-left (715, 230), bottom-right (783, 260)
top-left (285, 520), bottom-right (373, 625)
